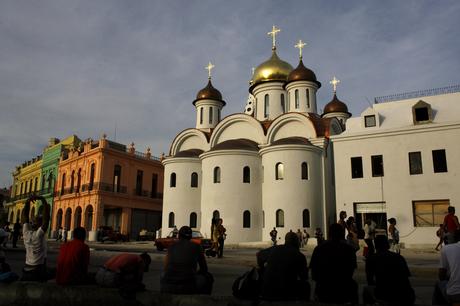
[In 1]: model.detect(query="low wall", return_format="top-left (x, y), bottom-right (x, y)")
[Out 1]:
top-left (0, 282), bottom-right (377, 306)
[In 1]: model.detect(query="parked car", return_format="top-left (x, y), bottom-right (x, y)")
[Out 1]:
top-left (154, 230), bottom-right (212, 251)
top-left (97, 226), bottom-right (128, 243)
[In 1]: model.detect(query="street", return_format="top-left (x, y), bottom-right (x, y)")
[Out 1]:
top-left (2, 240), bottom-right (440, 304)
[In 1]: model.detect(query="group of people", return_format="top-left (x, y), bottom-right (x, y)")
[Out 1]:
top-left (269, 228), bottom-right (309, 248)
top-left (0, 220), bottom-right (22, 248)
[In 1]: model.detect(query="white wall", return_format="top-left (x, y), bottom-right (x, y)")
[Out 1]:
top-left (260, 145), bottom-right (324, 243)
top-left (332, 125), bottom-right (460, 246)
top-left (161, 158), bottom-right (202, 235)
top-left (200, 150), bottom-right (262, 243)
top-left (252, 82), bottom-right (286, 121)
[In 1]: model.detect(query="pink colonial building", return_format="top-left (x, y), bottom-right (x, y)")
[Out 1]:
top-left (52, 135), bottom-right (163, 240)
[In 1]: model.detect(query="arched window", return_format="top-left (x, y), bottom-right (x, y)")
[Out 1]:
top-left (243, 166), bottom-right (250, 183)
top-left (74, 206), bottom-right (82, 227)
top-left (34, 177), bottom-right (38, 191)
top-left (191, 172), bottom-right (198, 188)
top-left (25, 181), bottom-right (28, 194)
top-left (306, 89), bottom-right (310, 108)
top-left (301, 162), bottom-right (308, 180)
top-left (56, 209), bottom-right (63, 229)
top-left (190, 212), bottom-right (197, 228)
top-left (170, 173), bottom-right (176, 188)
top-left (42, 175), bottom-right (46, 190)
top-left (302, 209), bottom-right (310, 227)
top-left (213, 210), bottom-right (220, 220)
top-left (276, 209), bottom-right (284, 227)
top-left (209, 107), bottom-right (213, 124)
top-left (48, 173), bottom-right (53, 192)
top-left (61, 173), bottom-right (66, 195)
top-left (168, 212), bottom-right (175, 228)
top-left (262, 210), bottom-right (265, 228)
top-left (200, 107), bottom-right (203, 124)
top-left (85, 205), bottom-right (93, 231)
top-left (29, 179), bottom-right (33, 193)
top-left (218, 109), bottom-right (221, 122)
top-left (113, 165), bottom-right (121, 192)
top-left (295, 89), bottom-right (299, 108)
top-left (70, 170), bottom-right (75, 193)
top-left (281, 94), bottom-right (285, 113)
top-left (64, 207), bottom-right (72, 230)
top-left (264, 94), bottom-right (269, 118)
top-left (243, 210), bottom-right (251, 228)
top-left (213, 167), bottom-right (221, 183)
top-left (89, 163), bottom-right (95, 191)
top-left (275, 163), bottom-right (284, 180)
top-left (20, 182), bottom-right (23, 195)
top-left (76, 169), bottom-right (81, 193)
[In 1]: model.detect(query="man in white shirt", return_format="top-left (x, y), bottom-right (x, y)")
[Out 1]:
top-left (433, 230), bottom-right (460, 305)
top-left (20, 195), bottom-right (52, 282)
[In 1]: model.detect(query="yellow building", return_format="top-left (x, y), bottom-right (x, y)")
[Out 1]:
top-left (6, 155), bottom-right (43, 222)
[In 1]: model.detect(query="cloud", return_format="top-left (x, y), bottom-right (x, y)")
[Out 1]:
top-left (1, 0), bottom-right (459, 186)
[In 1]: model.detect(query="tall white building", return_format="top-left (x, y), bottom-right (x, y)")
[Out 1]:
top-left (161, 29), bottom-right (350, 243)
top-left (331, 86), bottom-right (460, 247)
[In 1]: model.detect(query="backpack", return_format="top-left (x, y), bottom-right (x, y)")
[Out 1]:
top-left (232, 267), bottom-right (260, 300)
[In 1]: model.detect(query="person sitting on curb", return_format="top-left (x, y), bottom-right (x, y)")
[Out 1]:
top-left (95, 252), bottom-right (151, 297)
top-left (258, 232), bottom-right (310, 301)
top-left (310, 223), bottom-right (358, 304)
top-left (21, 195), bottom-right (54, 282)
top-left (56, 227), bottom-right (91, 285)
top-left (364, 235), bottom-right (415, 305)
top-left (161, 226), bottom-right (213, 294)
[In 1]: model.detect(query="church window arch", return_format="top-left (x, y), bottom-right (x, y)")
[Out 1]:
top-left (170, 173), bottom-right (176, 188)
top-left (209, 107), bottom-right (213, 124)
top-left (306, 89), bottom-right (310, 108)
top-left (213, 167), bottom-right (221, 183)
top-left (191, 172), bottom-right (198, 188)
top-left (243, 166), bottom-right (250, 183)
top-left (243, 210), bottom-right (251, 228)
top-left (89, 163), bottom-right (95, 191)
top-left (61, 173), bottom-right (66, 195)
top-left (200, 107), bottom-right (203, 124)
top-left (295, 89), bottom-right (299, 109)
top-left (264, 94), bottom-right (269, 118)
top-left (70, 170), bottom-right (75, 193)
top-left (168, 212), bottom-right (175, 228)
top-left (301, 162), bottom-right (308, 180)
top-left (190, 212), bottom-right (197, 228)
top-left (281, 94), bottom-right (285, 113)
top-left (302, 209), bottom-right (310, 227)
top-left (276, 209), bottom-right (284, 227)
top-left (275, 163), bottom-right (284, 180)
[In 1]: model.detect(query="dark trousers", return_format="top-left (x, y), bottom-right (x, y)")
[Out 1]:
top-left (12, 234), bottom-right (19, 248)
top-left (364, 239), bottom-right (375, 257)
top-left (217, 237), bottom-right (224, 258)
top-left (21, 264), bottom-right (55, 282)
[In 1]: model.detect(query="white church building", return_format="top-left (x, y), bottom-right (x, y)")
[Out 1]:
top-left (161, 27), bottom-right (459, 246)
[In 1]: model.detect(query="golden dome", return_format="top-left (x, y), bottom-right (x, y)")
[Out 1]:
top-left (250, 50), bottom-right (293, 92)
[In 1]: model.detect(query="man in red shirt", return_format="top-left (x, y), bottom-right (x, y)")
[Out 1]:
top-left (443, 206), bottom-right (460, 244)
top-left (56, 227), bottom-right (90, 285)
top-left (95, 252), bottom-right (151, 294)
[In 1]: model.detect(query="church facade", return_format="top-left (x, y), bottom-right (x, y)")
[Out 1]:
top-left (161, 29), bottom-right (350, 243)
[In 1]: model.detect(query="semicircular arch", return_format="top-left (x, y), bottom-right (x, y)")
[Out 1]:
top-left (170, 128), bottom-right (210, 156)
top-left (266, 113), bottom-right (317, 143)
top-left (209, 114), bottom-right (265, 147)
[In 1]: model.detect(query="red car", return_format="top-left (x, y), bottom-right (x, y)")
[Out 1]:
top-left (154, 230), bottom-right (212, 251)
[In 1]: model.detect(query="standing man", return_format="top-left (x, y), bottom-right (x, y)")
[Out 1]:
top-left (56, 227), bottom-right (91, 285)
top-left (337, 211), bottom-right (347, 230)
top-left (21, 195), bottom-right (53, 282)
top-left (432, 230), bottom-right (460, 305)
top-left (217, 218), bottom-right (226, 258)
top-left (364, 219), bottom-right (377, 257)
top-left (269, 227), bottom-right (278, 246)
top-left (12, 221), bottom-right (20, 248)
top-left (443, 206), bottom-right (460, 245)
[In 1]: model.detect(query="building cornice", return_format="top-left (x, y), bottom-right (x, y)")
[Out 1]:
top-left (200, 149), bottom-right (259, 160)
top-left (259, 143), bottom-right (323, 155)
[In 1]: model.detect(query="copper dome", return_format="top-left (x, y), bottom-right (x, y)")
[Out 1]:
top-left (193, 80), bottom-right (225, 105)
top-left (323, 94), bottom-right (350, 114)
top-left (286, 59), bottom-right (321, 87)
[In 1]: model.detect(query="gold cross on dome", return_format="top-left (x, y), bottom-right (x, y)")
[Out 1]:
top-left (267, 25), bottom-right (281, 50)
top-left (294, 39), bottom-right (307, 59)
top-left (330, 76), bottom-right (340, 93)
top-left (205, 62), bottom-right (215, 79)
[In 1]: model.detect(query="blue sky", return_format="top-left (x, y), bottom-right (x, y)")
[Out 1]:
top-left (1, 1), bottom-right (459, 186)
